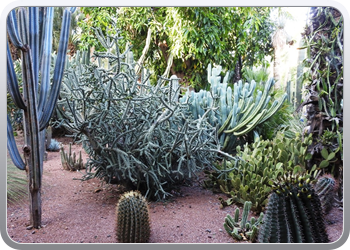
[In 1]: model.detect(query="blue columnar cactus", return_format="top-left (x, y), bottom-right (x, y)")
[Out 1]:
top-left (179, 64), bottom-right (287, 153)
top-left (6, 7), bottom-right (75, 228)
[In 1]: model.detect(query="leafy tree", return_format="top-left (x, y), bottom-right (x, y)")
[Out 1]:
top-left (78, 7), bottom-right (275, 89)
top-left (77, 7), bottom-right (118, 51)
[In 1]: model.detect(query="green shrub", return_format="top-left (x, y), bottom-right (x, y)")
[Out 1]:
top-left (204, 131), bottom-right (315, 212)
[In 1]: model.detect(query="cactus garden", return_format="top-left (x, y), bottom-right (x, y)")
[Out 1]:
top-left (5, 6), bottom-right (343, 245)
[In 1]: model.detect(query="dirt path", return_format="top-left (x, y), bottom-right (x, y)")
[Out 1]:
top-left (6, 137), bottom-right (344, 244)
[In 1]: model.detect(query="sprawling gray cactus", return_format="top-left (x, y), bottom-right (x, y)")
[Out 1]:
top-left (56, 24), bottom-right (237, 200)
top-left (180, 64), bottom-right (287, 153)
top-left (6, 7), bottom-right (75, 228)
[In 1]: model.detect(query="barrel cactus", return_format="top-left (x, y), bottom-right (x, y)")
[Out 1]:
top-left (116, 191), bottom-right (151, 243)
top-left (257, 170), bottom-right (329, 243)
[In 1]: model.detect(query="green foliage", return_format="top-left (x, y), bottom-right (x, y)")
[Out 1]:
top-left (115, 7), bottom-right (275, 88)
top-left (115, 190), bottom-right (150, 243)
top-left (224, 201), bottom-right (264, 242)
top-left (180, 64), bottom-right (287, 153)
top-left (300, 7), bottom-right (343, 175)
top-left (77, 7), bottom-right (118, 51)
top-left (257, 171), bottom-right (329, 243)
top-left (255, 101), bottom-right (303, 140)
top-left (60, 143), bottom-right (85, 171)
top-left (205, 132), bottom-right (315, 212)
top-left (57, 25), bottom-right (235, 200)
top-left (243, 67), bottom-right (269, 84)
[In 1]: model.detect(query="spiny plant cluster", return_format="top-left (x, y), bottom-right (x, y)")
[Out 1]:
top-left (204, 131), bottom-right (314, 212)
top-left (224, 201), bottom-right (264, 242)
top-left (180, 64), bottom-right (287, 153)
top-left (56, 23), bottom-right (235, 200)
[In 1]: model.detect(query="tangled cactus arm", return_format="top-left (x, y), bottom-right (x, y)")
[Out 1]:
top-left (56, 24), bottom-right (238, 200)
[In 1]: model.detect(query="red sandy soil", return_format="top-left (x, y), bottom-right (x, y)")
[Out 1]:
top-left (6, 136), bottom-right (344, 244)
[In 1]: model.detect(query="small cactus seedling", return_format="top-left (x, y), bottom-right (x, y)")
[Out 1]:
top-left (224, 201), bottom-right (263, 242)
top-left (60, 143), bottom-right (84, 171)
top-left (116, 191), bottom-right (151, 243)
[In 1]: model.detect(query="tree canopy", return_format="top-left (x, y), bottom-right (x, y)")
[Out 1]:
top-left (78, 7), bottom-right (276, 89)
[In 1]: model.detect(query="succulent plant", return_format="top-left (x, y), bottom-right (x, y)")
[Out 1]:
top-left (257, 170), bottom-right (329, 243)
top-left (6, 7), bottom-right (76, 228)
top-left (314, 174), bottom-right (336, 214)
top-left (116, 190), bottom-right (150, 243)
top-left (224, 201), bottom-right (264, 242)
top-left (47, 139), bottom-right (60, 152)
top-left (206, 131), bottom-right (316, 212)
top-left (179, 64), bottom-right (287, 153)
top-left (56, 23), bottom-right (238, 200)
top-left (60, 143), bottom-right (85, 171)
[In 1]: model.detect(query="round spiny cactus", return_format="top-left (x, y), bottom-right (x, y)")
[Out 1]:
top-left (258, 170), bottom-right (329, 243)
top-left (116, 190), bottom-right (150, 243)
top-left (315, 174), bottom-right (337, 214)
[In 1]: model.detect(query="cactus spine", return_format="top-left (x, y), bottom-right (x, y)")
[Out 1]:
top-left (257, 171), bottom-right (329, 243)
top-left (116, 191), bottom-right (151, 243)
top-left (6, 7), bottom-right (75, 228)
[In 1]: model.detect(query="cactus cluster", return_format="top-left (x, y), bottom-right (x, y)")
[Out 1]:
top-left (56, 23), bottom-right (237, 200)
top-left (115, 191), bottom-right (150, 243)
top-left (179, 64), bottom-right (287, 153)
top-left (257, 171), bottom-right (329, 243)
top-left (60, 143), bottom-right (85, 171)
top-left (224, 201), bottom-right (263, 242)
top-left (205, 132), bottom-right (315, 212)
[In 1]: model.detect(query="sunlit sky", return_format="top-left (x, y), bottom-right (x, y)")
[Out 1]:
top-left (284, 7), bottom-right (310, 41)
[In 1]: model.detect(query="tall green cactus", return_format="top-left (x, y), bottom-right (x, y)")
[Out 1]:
top-left (6, 7), bottom-right (75, 228)
top-left (179, 64), bottom-right (287, 153)
top-left (257, 171), bottom-right (329, 243)
top-left (116, 191), bottom-right (151, 243)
